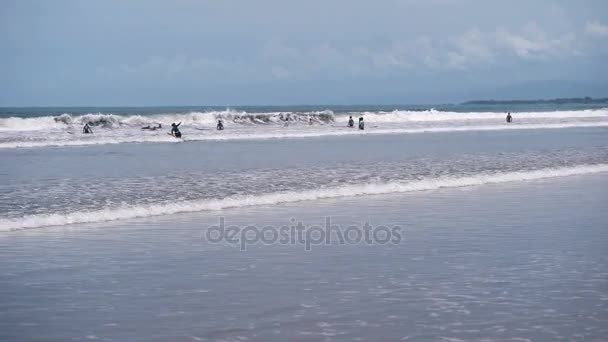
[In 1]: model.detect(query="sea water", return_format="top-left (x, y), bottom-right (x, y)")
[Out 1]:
top-left (0, 104), bottom-right (607, 340)
top-left (1, 104), bottom-right (607, 149)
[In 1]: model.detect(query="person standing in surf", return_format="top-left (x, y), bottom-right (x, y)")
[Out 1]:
top-left (82, 123), bottom-right (93, 134)
top-left (358, 117), bottom-right (364, 130)
top-left (348, 116), bottom-right (354, 127)
top-left (506, 112), bottom-right (512, 123)
top-left (170, 122), bottom-right (182, 138)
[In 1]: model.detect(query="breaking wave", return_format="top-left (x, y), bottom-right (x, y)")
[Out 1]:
top-left (2, 163), bottom-right (607, 231)
top-left (0, 108), bottom-right (606, 132)
top-left (357, 108), bottom-right (608, 122)
top-left (0, 110), bottom-right (336, 131)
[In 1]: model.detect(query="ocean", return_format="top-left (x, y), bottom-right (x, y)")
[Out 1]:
top-left (1, 103), bottom-right (607, 149)
top-left (1, 103), bottom-right (607, 340)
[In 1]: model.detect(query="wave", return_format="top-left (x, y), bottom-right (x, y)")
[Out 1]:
top-left (1, 121), bottom-right (607, 149)
top-left (356, 108), bottom-right (608, 122)
top-left (0, 110), bottom-right (336, 132)
top-left (1, 108), bottom-right (605, 132)
top-left (2, 163), bottom-right (607, 231)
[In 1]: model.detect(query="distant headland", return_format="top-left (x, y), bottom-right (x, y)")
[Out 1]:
top-left (462, 97), bottom-right (608, 105)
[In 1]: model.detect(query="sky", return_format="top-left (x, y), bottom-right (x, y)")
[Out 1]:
top-left (1, 0), bottom-right (607, 106)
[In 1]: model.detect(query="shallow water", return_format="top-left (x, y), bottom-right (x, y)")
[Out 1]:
top-left (1, 174), bottom-right (607, 341)
top-left (1, 127), bottom-right (607, 230)
top-left (0, 107), bottom-right (606, 149)
top-left (1, 115), bottom-right (607, 340)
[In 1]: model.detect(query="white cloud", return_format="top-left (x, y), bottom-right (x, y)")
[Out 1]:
top-left (366, 41), bottom-right (413, 70)
top-left (270, 66), bottom-right (290, 80)
top-left (435, 23), bottom-right (582, 70)
top-left (496, 28), bottom-right (541, 58)
top-left (96, 22), bottom-right (591, 83)
top-left (585, 21), bottom-right (608, 37)
top-left (446, 29), bottom-right (495, 69)
top-left (494, 23), bottom-right (577, 59)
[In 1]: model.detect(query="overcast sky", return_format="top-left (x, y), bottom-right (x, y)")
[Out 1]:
top-left (1, 0), bottom-right (607, 105)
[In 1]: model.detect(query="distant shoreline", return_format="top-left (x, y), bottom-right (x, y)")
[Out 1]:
top-left (462, 97), bottom-right (608, 105)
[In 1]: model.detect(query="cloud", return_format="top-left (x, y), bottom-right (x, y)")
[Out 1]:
top-left (94, 21), bottom-right (591, 84)
top-left (364, 41), bottom-right (413, 70)
top-left (271, 66), bottom-right (290, 80)
top-left (443, 22), bottom-right (579, 66)
top-left (96, 55), bottom-right (244, 84)
top-left (585, 21), bottom-right (608, 37)
top-left (495, 24), bottom-right (577, 59)
top-left (412, 23), bottom-right (580, 70)
top-left (447, 29), bottom-right (495, 69)
top-left (258, 41), bottom-right (374, 80)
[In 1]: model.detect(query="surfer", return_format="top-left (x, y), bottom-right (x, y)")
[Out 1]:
top-left (142, 124), bottom-right (162, 130)
top-left (506, 112), bottom-right (512, 123)
top-left (216, 119), bottom-right (224, 131)
top-left (82, 123), bottom-right (93, 134)
top-left (348, 116), bottom-right (354, 128)
top-left (170, 122), bottom-right (182, 138)
top-left (358, 117), bottom-right (364, 130)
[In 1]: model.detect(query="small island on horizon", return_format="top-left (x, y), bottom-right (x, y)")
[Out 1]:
top-left (462, 97), bottom-right (608, 105)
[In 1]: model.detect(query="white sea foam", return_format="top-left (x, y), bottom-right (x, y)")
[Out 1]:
top-left (1, 121), bottom-right (607, 149)
top-left (358, 108), bottom-right (608, 122)
top-left (0, 110), bottom-right (335, 132)
top-left (2, 163), bottom-right (607, 231)
top-left (1, 108), bottom-right (605, 149)
top-left (0, 108), bottom-right (605, 132)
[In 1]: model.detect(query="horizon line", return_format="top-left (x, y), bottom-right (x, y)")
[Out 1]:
top-left (1, 96), bottom-right (607, 109)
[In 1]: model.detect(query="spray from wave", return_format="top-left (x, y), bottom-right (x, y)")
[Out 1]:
top-left (2, 163), bottom-right (607, 231)
top-left (0, 110), bottom-right (337, 131)
top-left (1, 108), bottom-right (606, 132)
top-left (356, 108), bottom-right (608, 122)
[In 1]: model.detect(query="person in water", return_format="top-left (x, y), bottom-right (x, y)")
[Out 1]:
top-left (309, 118), bottom-right (313, 125)
top-left (170, 122), bottom-right (182, 138)
top-left (506, 112), bottom-right (512, 123)
top-left (142, 123), bottom-right (162, 130)
top-left (83, 123), bottom-right (93, 134)
top-left (358, 117), bottom-right (364, 130)
top-left (348, 116), bottom-right (354, 128)
top-left (216, 119), bottom-right (224, 131)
